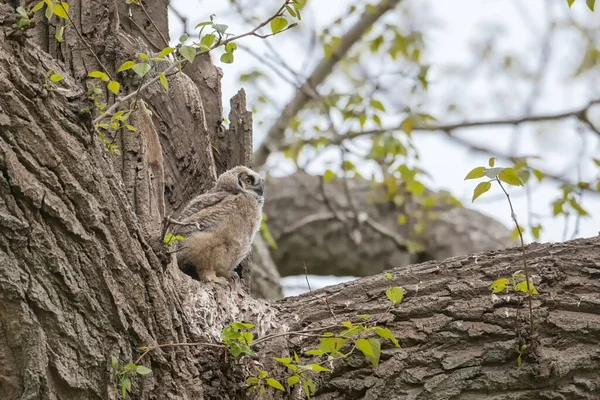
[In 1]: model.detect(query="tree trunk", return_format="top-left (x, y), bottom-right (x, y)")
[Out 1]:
top-left (1, 1), bottom-right (599, 400)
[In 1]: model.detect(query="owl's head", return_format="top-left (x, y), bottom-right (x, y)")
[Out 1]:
top-left (216, 166), bottom-right (265, 198)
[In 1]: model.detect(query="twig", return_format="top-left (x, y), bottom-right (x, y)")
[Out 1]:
top-left (57, 3), bottom-right (112, 79)
top-left (134, 341), bottom-right (225, 365)
top-left (496, 180), bottom-right (535, 337)
top-left (303, 262), bottom-right (312, 293)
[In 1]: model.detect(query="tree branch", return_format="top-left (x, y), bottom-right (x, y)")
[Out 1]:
top-left (253, 0), bottom-right (403, 169)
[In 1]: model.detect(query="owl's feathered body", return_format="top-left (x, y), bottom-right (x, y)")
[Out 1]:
top-left (175, 166), bottom-right (264, 285)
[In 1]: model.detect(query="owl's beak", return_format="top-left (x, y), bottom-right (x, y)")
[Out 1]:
top-left (255, 178), bottom-right (265, 196)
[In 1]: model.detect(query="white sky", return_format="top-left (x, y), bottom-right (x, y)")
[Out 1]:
top-left (168, 0), bottom-right (600, 295)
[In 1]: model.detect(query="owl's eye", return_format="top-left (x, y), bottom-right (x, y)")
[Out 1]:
top-left (245, 177), bottom-right (253, 185)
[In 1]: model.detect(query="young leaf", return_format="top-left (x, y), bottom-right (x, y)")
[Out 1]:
top-left (472, 181), bottom-right (491, 202)
top-left (225, 42), bottom-right (237, 53)
top-left (132, 63), bottom-right (151, 78)
top-left (305, 349), bottom-right (325, 356)
top-left (111, 355), bottom-right (119, 370)
top-left (385, 287), bottom-right (404, 304)
top-left (355, 338), bottom-right (374, 358)
top-left (515, 280), bottom-right (539, 295)
top-left (31, 1), bottom-right (45, 12)
top-left (287, 375), bottom-right (300, 386)
top-left (54, 2), bottom-right (69, 19)
top-left (158, 46), bottom-right (176, 57)
top-left (498, 168), bottom-right (523, 186)
top-left (464, 166), bottom-right (485, 180)
top-left (200, 34), bottom-right (215, 49)
top-left (488, 157), bottom-right (496, 167)
top-left (270, 17), bottom-right (288, 34)
top-left (374, 327), bottom-right (400, 347)
top-left (273, 357), bottom-right (292, 365)
top-left (50, 74), bottom-right (63, 82)
top-left (55, 25), bottom-right (65, 43)
top-left (179, 33), bottom-right (189, 42)
top-left (567, 0), bottom-right (575, 7)
top-left (231, 322), bottom-right (254, 329)
top-left (531, 224), bottom-right (542, 240)
top-left (307, 364), bottom-right (332, 372)
top-left (532, 169), bottom-right (544, 182)
top-left (246, 377), bottom-right (259, 385)
top-left (569, 198), bottom-right (589, 216)
top-left (384, 271), bottom-right (393, 280)
top-left (267, 378), bottom-right (285, 391)
top-left (489, 278), bottom-right (509, 293)
top-left (158, 72), bottom-right (168, 92)
top-left (136, 366), bottom-right (152, 375)
top-left (118, 61), bottom-right (136, 72)
top-left (587, 0), bottom-right (595, 11)
top-left (370, 99), bottom-right (386, 112)
top-left (179, 46), bottom-right (196, 63)
top-left (107, 81), bottom-right (120, 95)
top-left (121, 377), bottom-right (131, 398)
top-left (220, 52), bottom-right (234, 63)
top-left (323, 169), bottom-right (336, 183)
top-left (88, 71), bottom-right (109, 82)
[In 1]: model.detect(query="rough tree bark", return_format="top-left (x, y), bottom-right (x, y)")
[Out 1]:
top-left (1, 1), bottom-right (599, 400)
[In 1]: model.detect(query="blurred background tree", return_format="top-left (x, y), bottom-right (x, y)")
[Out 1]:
top-left (167, 0), bottom-right (600, 297)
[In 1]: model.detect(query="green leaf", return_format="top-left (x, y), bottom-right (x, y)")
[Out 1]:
top-left (515, 280), bottom-right (539, 295)
top-left (136, 365), bottom-right (152, 375)
top-left (323, 169), bottom-right (335, 183)
top-left (532, 169), bottom-right (544, 182)
top-left (307, 364), bottom-right (332, 372)
top-left (464, 166), bottom-right (485, 180)
top-left (158, 47), bottom-right (175, 57)
top-left (587, 0), bottom-right (595, 10)
top-left (567, 0), bottom-right (576, 6)
top-left (118, 61), bottom-right (136, 72)
top-left (488, 157), bottom-right (496, 167)
top-left (305, 349), bottom-right (325, 356)
top-left (355, 338), bottom-right (373, 358)
top-left (137, 53), bottom-right (149, 61)
top-left (107, 80), bottom-right (120, 95)
top-left (54, 2), bottom-right (69, 19)
top-left (231, 322), bottom-right (254, 330)
top-left (132, 63), bottom-right (151, 78)
top-left (195, 21), bottom-right (212, 29)
top-left (531, 224), bottom-right (542, 240)
top-left (498, 168), bottom-right (523, 186)
top-left (32, 1), bottom-right (45, 12)
top-left (267, 378), bottom-right (285, 391)
top-left (273, 357), bottom-right (292, 364)
top-left (225, 42), bottom-right (237, 53)
top-left (123, 363), bottom-right (138, 372)
top-left (370, 99), bottom-right (386, 112)
top-left (45, 2), bottom-right (54, 19)
top-left (490, 278), bottom-right (509, 293)
top-left (569, 198), bottom-right (589, 216)
top-left (158, 72), bottom-right (168, 92)
top-left (50, 73), bottom-right (63, 82)
top-left (270, 17), bottom-right (288, 34)
top-left (483, 167), bottom-right (504, 179)
top-left (246, 376), bottom-right (259, 385)
top-left (213, 23), bottom-right (229, 35)
top-left (200, 34), bottom-right (215, 49)
top-left (88, 71), bottom-right (109, 82)
top-left (55, 25), bottom-right (65, 43)
top-left (472, 181), bottom-right (491, 202)
top-left (288, 375), bottom-right (300, 386)
top-left (375, 327), bottom-right (400, 347)
top-left (517, 354), bottom-right (522, 367)
top-left (111, 355), bottom-right (119, 370)
top-left (318, 337), bottom-right (346, 353)
top-left (121, 377), bottom-right (131, 398)
top-left (179, 33), bottom-right (189, 42)
top-left (385, 287), bottom-right (404, 304)
top-left (384, 271), bottom-right (393, 280)
top-left (294, 351), bottom-right (300, 364)
top-left (179, 45), bottom-right (196, 63)
top-left (220, 52), bottom-right (234, 64)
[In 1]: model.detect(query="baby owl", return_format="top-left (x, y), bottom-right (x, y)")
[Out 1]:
top-left (174, 166), bottom-right (265, 285)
